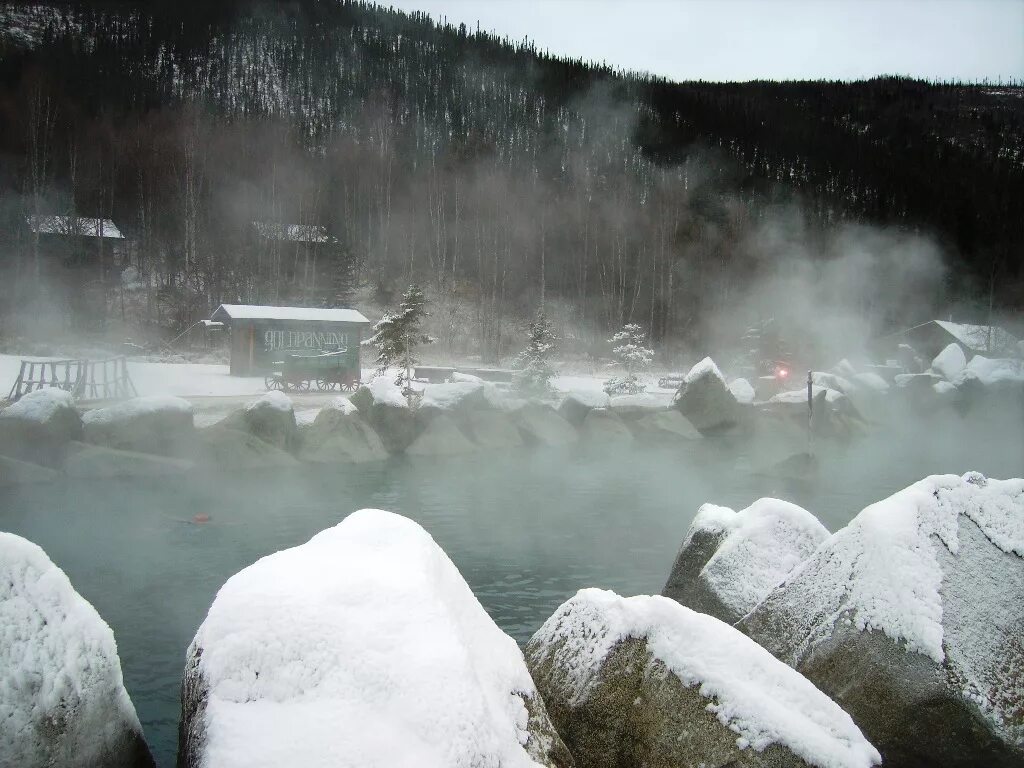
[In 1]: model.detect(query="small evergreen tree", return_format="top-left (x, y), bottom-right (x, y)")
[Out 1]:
top-left (603, 323), bottom-right (654, 395)
top-left (512, 310), bottom-right (557, 394)
top-left (363, 284), bottom-right (434, 405)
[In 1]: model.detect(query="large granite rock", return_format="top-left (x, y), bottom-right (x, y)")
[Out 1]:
top-left (299, 398), bottom-right (388, 464)
top-left (739, 473), bottom-right (1024, 767)
top-left (460, 409), bottom-right (524, 450)
top-left (350, 379), bottom-right (418, 454)
top-left (62, 441), bottom-right (193, 478)
top-left (192, 426), bottom-right (300, 470)
top-left (405, 414), bottom-right (476, 456)
top-left (1, 532), bottom-right (155, 768)
top-left (179, 510), bottom-right (572, 768)
top-left (673, 357), bottom-right (749, 435)
top-left (0, 387), bottom-right (82, 466)
top-left (662, 498), bottom-right (829, 624)
top-left (511, 403), bottom-right (578, 446)
top-left (82, 396), bottom-right (194, 455)
top-left (626, 409), bottom-right (702, 444)
top-left (579, 407), bottom-right (633, 447)
top-left (557, 391), bottom-right (610, 428)
top-left (221, 391), bottom-right (298, 452)
top-left (418, 381), bottom-right (490, 421)
top-left (527, 589), bottom-right (879, 768)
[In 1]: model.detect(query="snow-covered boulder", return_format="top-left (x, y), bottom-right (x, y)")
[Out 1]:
top-left (460, 409), bottom-right (524, 450)
top-left (851, 372), bottom-right (889, 393)
top-left (220, 391), bottom-right (298, 452)
top-left (627, 409), bottom-right (702, 443)
top-left (350, 379), bottom-right (418, 454)
top-left (511, 404), bottom-right (578, 446)
top-left (557, 391), bottom-right (610, 428)
top-left (0, 453), bottom-right (59, 485)
top-left (405, 414), bottom-right (476, 457)
top-left (419, 381), bottom-right (490, 419)
top-left (579, 407), bottom-right (633, 447)
top-left (739, 473), bottom-right (1024, 767)
top-left (193, 426), bottom-right (300, 470)
top-left (0, 387), bottom-right (82, 466)
top-left (527, 589), bottom-right (879, 768)
top-left (811, 371), bottom-right (855, 395)
top-left (931, 343), bottom-right (968, 382)
top-left (662, 499), bottom-right (829, 624)
top-left (1, 533), bottom-right (155, 768)
top-left (82, 395), bottom-right (194, 455)
top-left (179, 510), bottom-right (572, 768)
top-left (673, 357), bottom-right (749, 435)
top-left (728, 377), bottom-right (756, 404)
top-left (62, 441), bottom-right (193, 478)
top-left (956, 355), bottom-right (1024, 387)
top-left (832, 359), bottom-right (858, 379)
top-left (299, 398), bottom-right (387, 464)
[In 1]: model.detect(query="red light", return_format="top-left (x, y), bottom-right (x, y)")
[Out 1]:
top-left (776, 368), bottom-right (789, 379)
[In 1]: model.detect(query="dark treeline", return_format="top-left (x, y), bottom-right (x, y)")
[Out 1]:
top-left (0, 0), bottom-right (1021, 360)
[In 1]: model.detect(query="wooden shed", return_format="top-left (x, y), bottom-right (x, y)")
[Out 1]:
top-left (211, 304), bottom-right (371, 376)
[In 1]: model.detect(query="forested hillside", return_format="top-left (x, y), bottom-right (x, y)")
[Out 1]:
top-left (1, 0), bottom-right (1021, 361)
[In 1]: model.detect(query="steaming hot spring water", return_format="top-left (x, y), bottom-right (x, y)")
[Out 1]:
top-left (2, 410), bottom-right (1021, 766)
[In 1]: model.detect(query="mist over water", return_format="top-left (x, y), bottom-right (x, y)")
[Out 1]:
top-left (2, 400), bottom-right (1020, 767)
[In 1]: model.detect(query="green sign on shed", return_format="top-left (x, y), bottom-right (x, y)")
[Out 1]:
top-left (211, 304), bottom-right (371, 376)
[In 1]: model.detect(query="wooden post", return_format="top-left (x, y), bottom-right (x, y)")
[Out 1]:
top-left (806, 370), bottom-right (814, 456)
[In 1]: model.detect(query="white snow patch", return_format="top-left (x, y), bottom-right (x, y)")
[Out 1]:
top-left (684, 356), bottom-right (725, 384)
top-left (933, 381), bottom-right (957, 395)
top-left (764, 473), bottom-right (1024, 664)
top-left (728, 378), bottom-right (756, 404)
top-left (421, 381), bottom-right (483, 410)
top-left (450, 372), bottom-right (484, 384)
top-left (532, 589), bottom-right (880, 768)
top-left (930, 343), bottom-right (967, 382)
top-left (0, 533), bottom-right (143, 765)
top-left (955, 355), bottom-right (1024, 386)
top-left (0, 387), bottom-right (75, 422)
top-left (81, 395), bottom-right (193, 425)
top-left (692, 499), bottom-right (830, 619)
top-left (191, 510), bottom-right (547, 768)
top-left (323, 396), bottom-right (358, 416)
top-left (246, 390), bottom-right (294, 413)
top-left (367, 376), bottom-right (409, 408)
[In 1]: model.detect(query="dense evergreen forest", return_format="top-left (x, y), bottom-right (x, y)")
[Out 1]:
top-left (0, 0), bottom-right (1021, 362)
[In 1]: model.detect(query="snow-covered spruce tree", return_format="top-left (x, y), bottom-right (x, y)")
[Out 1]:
top-left (603, 323), bottom-right (654, 395)
top-left (362, 284), bottom-right (434, 406)
top-left (512, 310), bottom-right (557, 395)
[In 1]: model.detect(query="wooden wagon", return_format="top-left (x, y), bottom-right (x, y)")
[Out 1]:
top-left (264, 349), bottom-right (360, 392)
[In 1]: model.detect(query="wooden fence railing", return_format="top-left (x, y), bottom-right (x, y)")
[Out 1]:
top-left (6, 356), bottom-right (138, 402)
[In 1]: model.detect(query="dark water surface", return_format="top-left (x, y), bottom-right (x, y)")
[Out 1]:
top-left (1, 414), bottom-right (1021, 766)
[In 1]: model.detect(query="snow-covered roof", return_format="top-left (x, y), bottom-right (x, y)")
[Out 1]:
top-left (933, 320), bottom-right (1018, 353)
top-left (251, 221), bottom-right (331, 243)
top-left (26, 215), bottom-right (124, 239)
top-left (211, 304), bottom-right (369, 324)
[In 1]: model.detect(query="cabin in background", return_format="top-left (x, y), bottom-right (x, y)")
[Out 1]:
top-left (887, 319), bottom-right (1020, 361)
top-left (211, 304), bottom-right (371, 375)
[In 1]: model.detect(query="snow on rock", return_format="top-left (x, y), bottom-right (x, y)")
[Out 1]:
top-left (450, 371), bottom-right (484, 384)
top-left (812, 372), bottom-right (855, 395)
top-left (325, 396), bottom-right (358, 415)
top-left (852, 372), bottom-right (889, 393)
top-left (931, 343), bottom-right (968, 382)
top-left (349, 380), bottom-right (417, 454)
top-left (955, 355), bottom-right (1024, 387)
top-left (674, 357), bottom-right (748, 435)
top-left (728, 377), bottom-right (756, 404)
top-left (1, 386), bottom-right (76, 423)
top-left (662, 499), bottom-right (829, 624)
top-left (771, 385), bottom-right (845, 405)
top-left (82, 396), bottom-right (194, 455)
top-left (364, 377), bottom-right (410, 409)
top-left (420, 381), bottom-right (487, 412)
top-left (179, 510), bottom-right (571, 768)
top-left (739, 473), bottom-right (1024, 766)
top-left (246, 390), bottom-right (293, 413)
top-left (527, 589), bottom-right (879, 768)
top-left (222, 391), bottom-right (298, 452)
top-left (0, 532), bottom-right (154, 768)
top-left (0, 387), bottom-right (82, 466)
top-left (832, 359), bottom-right (858, 379)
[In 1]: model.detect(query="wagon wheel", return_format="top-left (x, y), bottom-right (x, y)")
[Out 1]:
top-left (264, 375), bottom-right (282, 391)
top-left (341, 379), bottom-right (359, 392)
top-left (316, 378), bottom-right (339, 392)
top-left (293, 379), bottom-right (311, 392)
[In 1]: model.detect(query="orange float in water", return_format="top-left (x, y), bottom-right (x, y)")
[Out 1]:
top-left (192, 513), bottom-right (211, 525)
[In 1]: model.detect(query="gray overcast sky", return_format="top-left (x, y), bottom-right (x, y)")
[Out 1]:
top-left (384, 0), bottom-right (1024, 82)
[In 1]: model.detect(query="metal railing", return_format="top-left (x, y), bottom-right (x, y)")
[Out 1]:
top-left (7, 356), bottom-right (138, 402)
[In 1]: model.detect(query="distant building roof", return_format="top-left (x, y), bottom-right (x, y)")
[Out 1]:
top-left (251, 221), bottom-right (331, 243)
top-left (26, 215), bottom-right (124, 239)
top-left (211, 304), bottom-right (369, 324)
top-left (933, 320), bottom-right (1018, 354)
